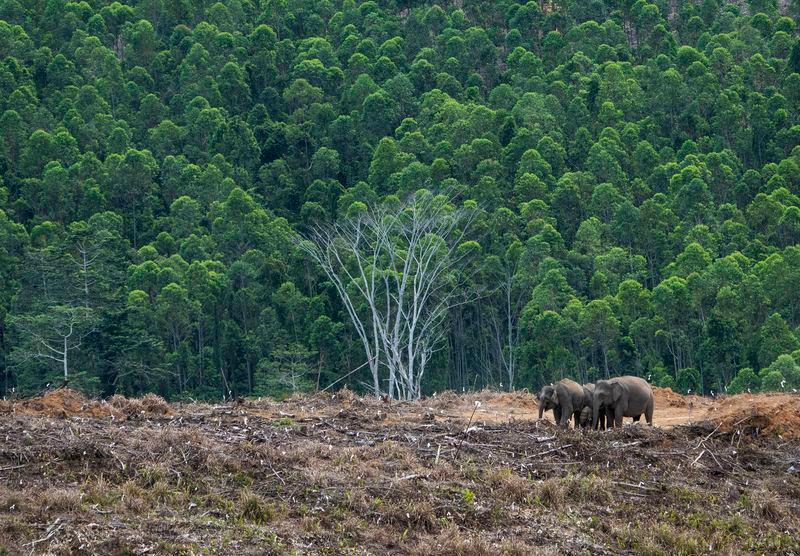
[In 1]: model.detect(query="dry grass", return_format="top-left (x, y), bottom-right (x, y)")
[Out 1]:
top-left (0, 390), bottom-right (798, 554)
top-left (749, 489), bottom-right (784, 522)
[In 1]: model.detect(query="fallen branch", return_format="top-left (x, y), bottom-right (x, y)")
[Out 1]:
top-left (520, 433), bottom-right (557, 443)
top-left (24, 517), bottom-right (64, 552)
top-left (394, 473), bottom-right (424, 481)
top-left (269, 466), bottom-right (286, 486)
top-left (705, 448), bottom-right (725, 471)
top-left (612, 481), bottom-right (660, 493)
top-left (453, 402), bottom-right (480, 461)
top-left (695, 422), bottom-right (722, 449)
top-left (0, 463), bottom-right (30, 472)
top-left (691, 449), bottom-right (706, 466)
top-left (534, 444), bottom-right (574, 458)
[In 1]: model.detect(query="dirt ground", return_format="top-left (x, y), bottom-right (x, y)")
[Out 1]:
top-left (1, 388), bottom-right (799, 554)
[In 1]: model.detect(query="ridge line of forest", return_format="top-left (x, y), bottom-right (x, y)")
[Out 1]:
top-left (0, 0), bottom-right (799, 400)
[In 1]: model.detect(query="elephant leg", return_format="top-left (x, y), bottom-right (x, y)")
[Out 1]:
top-left (560, 402), bottom-right (573, 428)
top-left (554, 406), bottom-right (562, 424)
top-left (615, 405), bottom-right (624, 428)
top-left (645, 397), bottom-right (654, 425)
top-left (601, 408), bottom-right (610, 429)
top-left (632, 414), bottom-right (641, 423)
top-left (573, 411), bottom-right (580, 429)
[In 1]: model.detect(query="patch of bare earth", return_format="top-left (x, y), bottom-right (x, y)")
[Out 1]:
top-left (0, 388), bottom-right (798, 554)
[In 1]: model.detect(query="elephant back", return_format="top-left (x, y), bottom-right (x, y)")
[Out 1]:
top-left (613, 375), bottom-right (654, 414)
top-left (557, 378), bottom-right (585, 405)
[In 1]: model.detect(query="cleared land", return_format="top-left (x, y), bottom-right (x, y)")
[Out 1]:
top-left (1, 388), bottom-right (799, 554)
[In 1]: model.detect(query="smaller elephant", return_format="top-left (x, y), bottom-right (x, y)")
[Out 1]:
top-left (536, 378), bottom-right (586, 428)
top-left (579, 405), bottom-right (612, 429)
top-left (579, 384), bottom-right (608, 430)
top-left (592, 376), bottom-right (654, 429)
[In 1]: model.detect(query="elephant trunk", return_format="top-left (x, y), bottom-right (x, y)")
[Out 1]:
top-left (538, 403), bottom-right (544, 419)
top-left (592, 400), bottom-right (601, 430)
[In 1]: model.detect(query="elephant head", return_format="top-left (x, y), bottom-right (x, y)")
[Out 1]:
top-left (579, 406), bottom-right (592, 428)
top-left (592, 379), bottom-right (622, 429)
top-left (536, 384), bottom-right (558, 419)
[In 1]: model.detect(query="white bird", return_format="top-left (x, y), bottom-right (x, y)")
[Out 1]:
top-left (793, 389), bottom-right (797, 393)
top-left (710, 390), bottom-right (715, 398)
top-left (647, 373), bottom-right (652, 381)
top-left (687, 389), bottom-right (692, 395)
top-left (781, 380), bottom-right (786, 389)
top-left (747, 388), bottom-right (752, 394)
top-left (724, 385), bottom-right (728, 393)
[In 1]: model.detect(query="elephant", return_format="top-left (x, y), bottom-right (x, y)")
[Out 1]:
top-left (579, 384), bottom-right (608, 430)
top-left (536, 378), bottom-right (586, 428)
top-left (592, 376), bottom-right (654, 430)
top-left (579, 404), bottom-right (612, 429)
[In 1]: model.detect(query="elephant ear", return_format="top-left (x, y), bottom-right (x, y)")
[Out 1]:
top-left (549, 389), bottom-right (559, 406)
top-left (612, 381), bottom-right (623, 403)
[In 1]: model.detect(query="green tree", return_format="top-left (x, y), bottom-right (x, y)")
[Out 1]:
top-left (579, 299), bottom-right (621, 379)
top-left (757, 313), bottom-right (799, 369)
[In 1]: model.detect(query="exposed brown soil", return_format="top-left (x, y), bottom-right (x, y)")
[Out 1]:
top-left (4, 387), bottom-right (799, 438)
top-left (0, 389), bottom-right (115, 419)
top-left (653, 386), bottom-right (691, 407)
top-left (0, 388), bottom-right (798, 554)
top-left (0, 389), bottom-right (171, 420)
top-left (707, 393), bottom-right (800, 438)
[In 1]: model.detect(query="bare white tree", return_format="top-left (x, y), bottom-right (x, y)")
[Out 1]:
top-left (10, 305), bottom-right (95, 382)
top-left (482, 243), bottom-right (530, 391)
top-left (298, 191), bottom-right (477, 399)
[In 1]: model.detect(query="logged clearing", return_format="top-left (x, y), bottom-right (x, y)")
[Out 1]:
top-left (1, 389), bottom-right (799, 555)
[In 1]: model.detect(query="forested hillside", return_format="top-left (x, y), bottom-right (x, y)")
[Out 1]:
top-left (1, 0), bottom-right (799, 400)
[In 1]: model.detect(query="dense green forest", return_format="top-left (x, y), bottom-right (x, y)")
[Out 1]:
top-left (1, 0), bottom-right (799, 400)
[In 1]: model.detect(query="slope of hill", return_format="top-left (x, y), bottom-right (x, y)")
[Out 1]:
top-left (1, 389), bottom-right (799, 553)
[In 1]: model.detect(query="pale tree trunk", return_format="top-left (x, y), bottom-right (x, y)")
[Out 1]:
top-left (63, 336), bottom-right (68, 381)
top-left (298, 192), bottom-right (476, 399)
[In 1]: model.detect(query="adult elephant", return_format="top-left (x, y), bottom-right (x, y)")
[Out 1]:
top-left (536, 378), bottom-right (586, 428)
top-left (592, 376), bottom-right (654, 430)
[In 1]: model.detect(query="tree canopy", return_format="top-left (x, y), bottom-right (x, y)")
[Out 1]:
top-left (1, 0), bottom-right (800, 399)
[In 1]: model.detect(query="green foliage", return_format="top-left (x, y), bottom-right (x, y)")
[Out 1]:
top-left (675, 368), bottom-right (701, 395)
top-left (728, 368), bottom-right (760, 394)
top-left (0, 0), bottom-right (798, 399)
top-left (460, 488), bottom-right (475, 507)
top-left (759, 354), bottom-right (800, 391)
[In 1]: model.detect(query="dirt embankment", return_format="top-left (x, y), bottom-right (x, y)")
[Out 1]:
top-left (0, 389), bottom-right (172, 420)
top-left (2, 386), bottom-right (800, 438)
top-left (707, 392), bottom-right (800, 438)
